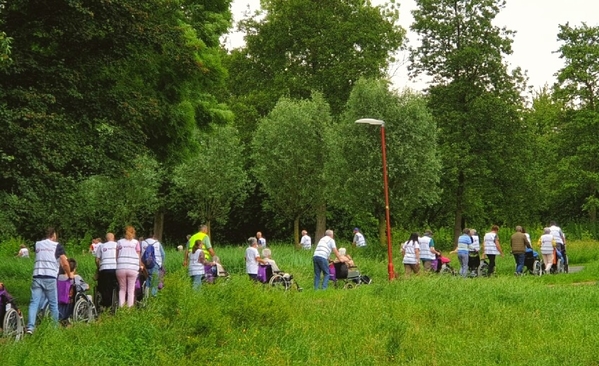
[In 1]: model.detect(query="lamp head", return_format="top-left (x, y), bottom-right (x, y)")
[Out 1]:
top-left (355, 118), bottom-right (385, 126)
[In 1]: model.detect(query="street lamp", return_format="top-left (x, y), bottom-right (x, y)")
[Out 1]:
top-left (355, 118), bottom-right (395, 280)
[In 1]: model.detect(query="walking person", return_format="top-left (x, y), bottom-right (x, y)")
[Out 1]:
top-left (95, 233), bottom-right (118, 309)
top-left (510, 226), bottom-right (531, 276)
top-left (246, 237), bottom-right (267, 281)
top-left (300, 230), bottom-right (312, 250)
top-left (141, 233), bottom-right (165, 296)
top-left (402, 233), bottom-right (421, 276)
top-left (26, 227), bottom-right (73, 334)
top-left (537, 227), bottom-right (556, 273)
top-left (352, 228), bottom-right (366, 248)
top-left (313, 230), bottom-right (342, 290)
top-left (116, 226), bottom-right (141, 307)
top-left (468, 229), bottom-right (481, 276)
top-left (482, 225), bottom-right (504, 276)
top-left (418, 231), bottom-right (438, 271)
top-left (451, 229), bottom-right (472, 277)
top-left (189, 239), bottom-right (213, 290)
top-left (549, 221), bottom-right (567, 271)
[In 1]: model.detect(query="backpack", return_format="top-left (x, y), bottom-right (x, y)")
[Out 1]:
top-left (142, 242), bottom-right (156, 269)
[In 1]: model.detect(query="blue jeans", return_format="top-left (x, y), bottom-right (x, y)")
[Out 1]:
top-left (146, 266), bottom-right (159, 296)
top-left (313, 256), bottom-right (330, 290)
top-left (27, 277), bottom-right (59, 331)
top-left (190, 275), bottom-right (202, 290)
top-left (458, 252), bottom-right (469, 277)
top-left (513, 253), bottom-right (525, 273)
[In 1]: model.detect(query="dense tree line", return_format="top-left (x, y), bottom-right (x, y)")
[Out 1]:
top-left (0, 0), bottom-right (597, 246)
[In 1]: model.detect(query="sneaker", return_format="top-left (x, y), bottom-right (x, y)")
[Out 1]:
top-left (26, 329), bottom-right (33, 335)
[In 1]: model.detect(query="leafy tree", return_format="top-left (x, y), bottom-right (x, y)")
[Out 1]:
top-left (251, 93), bottom-right (332, 244)
top-left (0, 0), bottom-right (232, 239)
top-left (553, 23), bottom-right (599, 223)
top-left (227, 0), bottom-right (405, 138)
top-left (331, 78), bottom-right (441, 245)
top-left (409, 0), bottom-right (533, 242)
top-left (172, 125), bottom-right (251, 233)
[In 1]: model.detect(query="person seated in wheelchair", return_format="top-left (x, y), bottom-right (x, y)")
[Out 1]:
top-left (57, 259), bottom-right (89, 321)
top-left (523, 247), bottom-right (540, 274)
top-left (0, 282), bottom-right (20, 331)
top-left (334, 247), bottom-right (355, 268)
top-left (261, 248), bottom-right (294, 280)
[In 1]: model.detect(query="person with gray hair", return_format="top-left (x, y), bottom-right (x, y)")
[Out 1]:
top-left (510, 226), bottom-right (531, 275)
top-left (537, 227), bottom-right (556, 273)
top-left (245, 237), bottom-right (267, 281)
top-left (335, 247), bottom-right (355, 267)
top-left (313, 230), bottom-right (342, 290)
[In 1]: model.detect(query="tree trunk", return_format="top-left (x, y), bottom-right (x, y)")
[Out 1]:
top-left (294, 216), bottom-right (300, 249)
top-left (453, 171), bottom-right (465, 247)
top-left (315, 203), bottom-right (326, 241)
top-left (153, 211), bottom-right (164, 242)
top-left (378, 213), bottom-right (386, 247)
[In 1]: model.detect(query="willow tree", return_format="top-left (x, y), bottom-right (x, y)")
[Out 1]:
top-left (251, 94), bottom-right (332, 244)
top-left (409, 0), bottom-right (532, 242)
top-left (331, 78), bottom-right (441, 245)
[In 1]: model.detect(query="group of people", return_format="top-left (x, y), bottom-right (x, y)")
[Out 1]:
top-left (400, 221), bottom-right (567, 277)
top-left (22, 226), bottom-right (167, 335)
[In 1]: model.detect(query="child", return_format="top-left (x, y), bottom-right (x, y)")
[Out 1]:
top-left (189, 240), bottom-right (213, 290)
top-left (0, 282), bottom-right (20, 331)
top-left (17, 244), bottom-right (30, 258)
top-left (57, 258), bottom-right (89, 321)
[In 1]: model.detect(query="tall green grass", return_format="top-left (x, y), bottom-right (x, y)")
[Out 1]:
top-left (1, 240), bottom-right (599, 365)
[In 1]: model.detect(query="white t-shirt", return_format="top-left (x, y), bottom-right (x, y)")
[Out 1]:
top-left (245, 246), bottom-right (260, 274)
top-left (300, 235), bottom-right (312, 250)
top-left (549, 225), bottom-right (564, 244)
top-left (402, 240), bottom-right (419, 264)
top-left (313, 236), bottom-right (336, 259)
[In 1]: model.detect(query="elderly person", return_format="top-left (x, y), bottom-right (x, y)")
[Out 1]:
top-left (451, 228), bottom-right (472, 277)
top-left (510, 226), bottom-right (531, 275)
top-left (300, 230), bottom-right (312, 250)
top-left (246, 237), bottom-right (267, 281)
top-left (538, 227), bottom-right (556, 273)
top-left (334, 248), bottom-right (355, 268)
top-left (313, 230), bottom-right (342, 290)
top-left (261, 248), bottom-right (280, 272)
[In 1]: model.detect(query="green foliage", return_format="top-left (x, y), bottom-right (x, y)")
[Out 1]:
top-left (409, 0), bottom-right (534, 240)
top-left (172, 124), bottom-right (251, 228)
top-left (251, 93), bottom-right (332, 239)
top-left (0, 0), bottom-right (233, 240)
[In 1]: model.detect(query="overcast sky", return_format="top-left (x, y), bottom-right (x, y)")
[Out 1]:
top-left (226, 0), bottom-right (599, 92)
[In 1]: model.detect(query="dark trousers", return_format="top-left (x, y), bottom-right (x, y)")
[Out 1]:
top-left (487, 254), bottom-right (497, 274)
top-left (97, 269), bottom-right (118, 307)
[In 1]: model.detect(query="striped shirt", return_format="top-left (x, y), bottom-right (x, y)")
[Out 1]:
top-left (116, 239), bottom-right (140, 271)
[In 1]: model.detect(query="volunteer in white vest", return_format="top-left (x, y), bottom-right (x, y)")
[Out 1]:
top-left (300, 230), bottom-right (312, 250)
top-left (95, 232), bottom-right (118, 308)
top-left (116, 226), bottom-right (141, 308)
top-left (549, 220), bottom-right (567, 271)
top-left (26, 227), bottom-right (72, 334)
top-left (419, 230), bottom-right (440, 271)
top-left (141, 233), bottom-right (166, 296)
top-left (352, 228), bottom-right (367, 247)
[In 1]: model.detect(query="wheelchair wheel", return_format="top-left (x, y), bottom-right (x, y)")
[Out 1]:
top-left (73, 296), bottom-right (97, 323)
top-left (478, 262), bottom-right (489, 277)
top-left (440, 264), bottom-right (456, 276)
top-left (3, 308), bottom-right (24, 341)
top-left (268, 274), bottom-right (289, 290)
top-left (343, 282), bottom-right (356, 290)
top-left (532, 260), bottom-right (542, 276)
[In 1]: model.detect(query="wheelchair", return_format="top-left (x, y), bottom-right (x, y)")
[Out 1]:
top-left (257, 264), bottom-right (302, 291)
top-left (57, 279), bottom-right (98, 323)
top-left (329, 262), bottom-right (372, 289)
top-left (2, 304), bottom-right (25, 341)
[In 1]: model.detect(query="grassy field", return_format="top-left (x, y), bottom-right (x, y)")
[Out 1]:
top-left (1, 239), bottom-right (599, 365)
